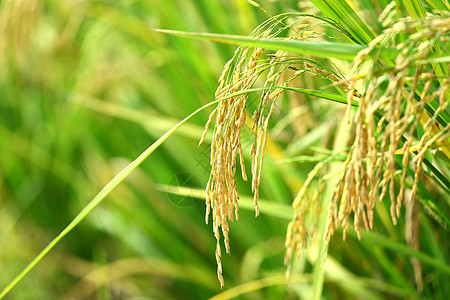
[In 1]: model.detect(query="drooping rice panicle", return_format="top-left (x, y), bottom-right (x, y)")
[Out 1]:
top-left (325, 15), bottom-right (450, 242)
top-left (201, 14), bottom-right (342, 286)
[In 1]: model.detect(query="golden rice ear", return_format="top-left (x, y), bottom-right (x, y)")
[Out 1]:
top-left (205, 41), bottom-right (265, 287)
top-left (284, 164), bottom-right (325, 273)
top-left (202, 15), bottom-right (335, 286)
top-left (325, 15), bottom-right (450, 243)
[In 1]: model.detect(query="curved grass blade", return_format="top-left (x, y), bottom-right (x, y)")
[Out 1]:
top-left (0, 89), bottom-right (257, 299)
top-left (404, 0), bottom-right (427, 19)
top-left (157, 184), bottom-right (293, 220)
top-left (425, 0), bottom-right (450, 11)
top-left (417, 55), bottom-right (450, 65)
top-left (209, 274), bottom-right (312, 300)
top-left (153, 29), bottom-right (399, 61)
top-left (352, 231), bottom-right (450, 275)
top-left (309, 0), bottom-right (375, 44)
top-left (281, 87), bottom-right (358, 106)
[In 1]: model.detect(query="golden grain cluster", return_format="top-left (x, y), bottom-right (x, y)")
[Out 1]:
top-left (201, 12), bottom-right (449, 287)
top-left (326, 15), bottom-right (450, 242)
top-left (199, 15), bottom-right (329, 286)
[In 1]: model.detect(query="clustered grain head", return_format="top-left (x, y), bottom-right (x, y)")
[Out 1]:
top-left (325, 15), bottom-right (450, 242)
top-left (199, 14), bottom-right (341, 286)
top-left (201, 49), bottom-right (309, 287)
top-left (280, 13), bottom-right (450, 276)
top-left (201, 44), bottom-right (263, 287)
top-left (201, 12), bottom-right (449, 287)
top-left (284, 163), bottom-right (324, 277)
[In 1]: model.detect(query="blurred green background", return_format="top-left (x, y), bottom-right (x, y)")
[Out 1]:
top-left (1, 0), bottom-right (449, 299)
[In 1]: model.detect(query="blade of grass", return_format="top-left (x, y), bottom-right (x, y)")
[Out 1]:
top-left (0, 87), bottom-right (266, 298)
top-left (348, 230), bottom-right (450, 275)
top-left (153, 29), bottom-right (399, 61)
top-left (209, 274), bottom-right (312, 300)
top-left (157, 184), bottom-right (293, 220)
top-left (282, 87), bottom-right (358, 106)
top-left (425, 0), bottom-right (450, 11)
top-left (417, 55), bottom-right (450, 65)
top-left (404, 0), bottom-right (427, 19)
top-left (276, 154), bottom-right (346, 164)
top-left (309, 0), bottom-right (375, 44)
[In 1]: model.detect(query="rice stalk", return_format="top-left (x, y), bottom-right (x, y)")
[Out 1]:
top-left (200, 14), bottom-right (347, 286)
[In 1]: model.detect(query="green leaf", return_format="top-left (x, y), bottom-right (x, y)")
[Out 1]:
top-left (404, 0), bottom-right (428, 19)
top-left (309, 0), bottom-right (375, 44)
top-left (0, 86), bottom-right (293, 298)
top-left (425, 0), bottom-right (450, 11)
top-left (281, 87), bottom-right (358, 106)
top-left (153, 29), bottom-right (399, 61)
top-left (0, 97), bottom-right (226, 299)
top-left (352, 231), bottom-right (450, 275)
top-left (158, 185), bottom-right (294, 220)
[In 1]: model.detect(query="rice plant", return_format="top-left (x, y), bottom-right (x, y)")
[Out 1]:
top-left (0, 0), bottom-right (449, 299)
top-left (167, 1), bottom-right (450, 297)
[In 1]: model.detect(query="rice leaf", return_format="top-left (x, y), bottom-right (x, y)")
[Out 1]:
top-left (309, 0), bottom-right (375, 44)
top-left (153, 29), bottom-right (399, 61)
top-left (404, 0), bottom-right (428, 19)
top-left (425, 0), bottom-right (450, 11)
top-left (0, 97), bottom-right (224, 299)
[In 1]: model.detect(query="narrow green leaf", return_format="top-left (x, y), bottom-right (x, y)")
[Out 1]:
top-left (281, 87), bottom-right (359, 107)
top-left (276, 154), bottom-right (346, 164)
top-left (417, 55), bottom-right (450, 65)
top-left (351, 231), bottom-right (450, 275)
top-left (0, 87), bottom-right (283, 298)
top-left (309, 0), bottom-right (375, 44)
top-left (153, 29), bottom-right (399, 61)
top-left (0, 95), bottom-right (232, 298)
top-left (209, 274), bottom-right (312, 300)
top-left (404, 0), bottom-right (428, 19)
top-left (424, 0), bottom-right (450, 11)
top-left (158, 184), bottom-right (294, 220)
